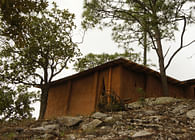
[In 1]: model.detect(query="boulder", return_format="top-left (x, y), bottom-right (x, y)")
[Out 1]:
top-left (57, 116), bottom-right (82, 127)
top-left (30, 124), bottom-right (59, 132)
top-left (81, 119), bottom-right (102, 131)
top-left (128, 101), bottom-right (144, 109)
top-left (172, 104), bottom-right (187, 114)
top-left (104, 116), bottom-right (114, 123)
top-left (186, 109), bottom-right (195, 119)
top-left (131, 130), bottom-right (154, 138)
top-left (145, 97), bottom-right (181, 105)
top-left (91, 112), bottom-right (108, 119)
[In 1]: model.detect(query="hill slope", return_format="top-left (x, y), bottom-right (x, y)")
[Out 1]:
top-left (1, 97), bottom-right (195, 140)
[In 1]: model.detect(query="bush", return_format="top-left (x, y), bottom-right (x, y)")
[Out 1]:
top-left (0, 85), bottom-right (37, 121)
top-left (98, 92), bottom-right (125, 112)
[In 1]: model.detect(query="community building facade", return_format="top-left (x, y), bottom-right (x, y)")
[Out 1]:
top-left (44, 58), bottom-right (195, 119)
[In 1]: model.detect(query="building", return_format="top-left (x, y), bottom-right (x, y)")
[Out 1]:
top-left (44, 58), bottom-right (195, 119)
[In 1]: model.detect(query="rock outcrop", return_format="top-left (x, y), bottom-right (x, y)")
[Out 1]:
top-left (1, 97), bottom-right (195, 140)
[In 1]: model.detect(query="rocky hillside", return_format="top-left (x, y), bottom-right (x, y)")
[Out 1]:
top-left (1, 97), bottom-right (195, 140)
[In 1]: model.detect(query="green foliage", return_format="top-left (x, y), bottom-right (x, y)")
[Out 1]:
top-left (74, 49), bottom-right (142, 72)
top-left (98, 92), bottom-right (125, 112)
top-left (137, 87), bottom-right (146, 106)
top-left (82, 0), bottom-right (195, 59)
top-left (0, 0), bottom-right (47, 41)
top-left (0, 2), bottom-right (79, 86)
top-left (83, 0), bottom-right (195, 96)
top-left (83, 0), bottom-right (195, 40)
top-left (0, 2), bottom-right (80, 119)
top-left (2, 132), bottom-right (16, 139)
top-left (0, 85), bottom-right (36, 121)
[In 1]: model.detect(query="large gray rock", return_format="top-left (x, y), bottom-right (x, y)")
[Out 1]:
top-left (104, 116), bottom-right (114, 123)
top-left (128, 97), bottom-right (181, 109)
top-left (131, 130), bottom-right (154, 138)
top-left (57, 116), bottom-right (82, 127)
top-left (30, 124), bottom-right (59, 132)
top-left (91, 112), bottom-right (108, 119)
top-left (128, 101), bottom-right (144, 109)
top-left (172, 104), bottom-right (187, 114)
top-left (145, 97), bottom-right (181, 105)
top-left (30, 126), bottom-right (45, 131)
top-left (65, 134), bottom-right (77, 140)
top-left (81, 119), bottom-right (102, 131)
top-left (41, 133), bottom-right (55, 139)
top-left (144, 110), bottom-right (157, 115)
top-left (186, 109), bottom-right (195, 119)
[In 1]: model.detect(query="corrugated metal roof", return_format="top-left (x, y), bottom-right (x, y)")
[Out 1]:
top-left (49, 58), bottom-right (191, 87)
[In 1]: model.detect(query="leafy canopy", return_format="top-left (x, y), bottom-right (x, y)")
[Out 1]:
top-left (0, 84), bottom-right (37, 121)
top-left (82, 0), bottom-right (195, 52)
top-left (0, 0), bottom-right (47, 42)
top-left (0, 2), bottom-right (80, 87)
top-left (0, 0), bottom-right (47, 121)
top-left (74, 49), bottom-right (142, 72)
top-left (82, 0), bottom-right (195, 96)
top-left (0, 2), bottom-right (80, 119)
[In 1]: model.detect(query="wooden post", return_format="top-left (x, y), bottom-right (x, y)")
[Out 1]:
top-left (107, 67), bottom-right (112, 103)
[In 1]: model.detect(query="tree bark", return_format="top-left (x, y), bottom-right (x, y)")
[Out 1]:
top-left (143, 31), bottom-right (147, 66)
top-left (39, 85), bottom-right (49, 119)
top-left (155, 29), bottom-right (169, 96)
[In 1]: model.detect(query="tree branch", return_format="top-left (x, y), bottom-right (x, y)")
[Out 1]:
top-left (147, 30), bottom-right (157, 50)
top-left (48, 57), bottom-right (70, 82)
top-left (183, 40), bottom-right (195, 48)
top-left (164, 47), bottom-right (171, 58)
top-left (13, 80), bottom-right (41, 88)
top-left (165, 16), bottom-right (186, 70)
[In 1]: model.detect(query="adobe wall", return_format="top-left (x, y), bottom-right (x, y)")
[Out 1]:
top-left (44, 81), bottom-right (71, 119)
top-left (94, 65), bottom-right (122, 110)
top-left (45, 65), bottom-right (123, 119)
top-left (146, 75), bottom-right (186, 98)
top-left (120, 66), bottom-right (188, 102)
top-left (184, 85), bottom-right (195, 98)
top-left (45, 72), bottom-right (99, 118)
top-left (120, 66), bottom-right (145, 102)
top-left (67, 72), bottom-right (98, 116)
top-left (168, 84), bottom-right (184, 98)
top-left (139, 73), bottom-right (188, 99)
top-left (45, 64), bottom-right (194, 119)
top-left (145, 74), bottom-right (163, 97)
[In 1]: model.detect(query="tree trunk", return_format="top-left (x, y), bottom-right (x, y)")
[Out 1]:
top-left (143, 31), bottom-right (147, 66)
top-left (155, 30), bottom-right (169, 96)
top-left (39, 85), bottom-right (49, 119)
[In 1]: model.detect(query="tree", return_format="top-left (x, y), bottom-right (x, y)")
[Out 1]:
top-left (82, 0), bottom-right (195, 96)
top-left (0, 0), bottom-right (47, 44)
top-left (0, 84), bottom-right (36, 121)
top-left (0, 2), bottom-right (80, 119)
top-left (74, 49), bottom-right (142, 72)
top-left (111, 8), bottom-right (151, 66)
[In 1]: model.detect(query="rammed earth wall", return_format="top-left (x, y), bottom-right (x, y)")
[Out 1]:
top-left (44, 58), bottom-right (195, 119)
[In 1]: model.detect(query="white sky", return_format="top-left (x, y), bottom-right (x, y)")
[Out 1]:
top-left (32, 0), bottom-right (195, 118)
top-left (50, 0), bottom-right (195, 80)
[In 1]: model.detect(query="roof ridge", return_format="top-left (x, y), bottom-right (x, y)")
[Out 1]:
top-left (49, 58), bottom-right (186, 87)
